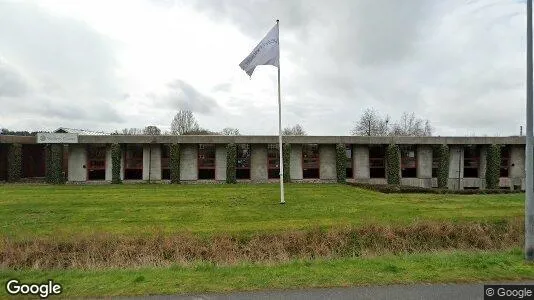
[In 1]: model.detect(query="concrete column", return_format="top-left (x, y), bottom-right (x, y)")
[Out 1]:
top-left (510, 145), bottom-right (526, 189)
top-left (105, 146), bottom-right (112, 181)
top-left (251, 144), bottom-right (268, 182)
top-left (142, 144), bottom-right (161, 181)
top-left (215, 145), bottom-right (227, 181)
top-left (290, 144), bottom-right (303, 180)
top-left (448, 146), bottom-right (463, 189)
top-left (67, 144), bottom-right (87, 182)
top-left (478, 146), bottom-right (487, 189)
top-left (416, 145), bottom-right (432, 179)
top-left (180, 144), bottom-right (198, 181)
top-left (353, 145), bottom-right (370, 180)
top-left (319, 144), bottom-right (336, 180)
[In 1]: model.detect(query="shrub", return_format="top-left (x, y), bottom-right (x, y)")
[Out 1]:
top-left (7, 143), bottom-right (22, 182)
top-left (169, 144), bottom-right (181, 184)
top-left (335, 143), bottom-right (346, 183)
top-left (45, 144), bottom-right (65, 184)
top-left (386, 144), bottom-right (400, 185)
top-left (437, 144), bottom-right (449, 189)
top-left (283, 143), bottom-right (291, 183)
top-left (111, 143), bottom-right (122, 184)
top-left (347, 182), bottom-right (522, 194)
top-left (485, 144), bottom-right (501, 189)
top-left (226, 143), bottom-right (237, 184)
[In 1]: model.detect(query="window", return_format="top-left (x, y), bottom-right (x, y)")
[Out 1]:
top-left (124, 144), bottom-right (143, 179)
top-left (236, 144), bottom-right (250, 179)
top-left (463, 145), bottom-right (479, 178)
top-left (500, 145), bottom-right (510, 178)
top-left (400, 145), bottom-right (417, 178)
top-left (161, 145), bottom-right (170, 180)
top-left (369, 145), bottom-right (386, 178)
top-left (198, 144), bottom-right (216, 179)
top-left (345, 145), bottom-right (353, 178)
top-left (431, 146), bottom-right (440, 178)
top-left (87, 145), bottom-right (106, 180)
top-left (267, 144), bottom-right (280, 179)
top-left (302, 144), bottom-right (319, 179)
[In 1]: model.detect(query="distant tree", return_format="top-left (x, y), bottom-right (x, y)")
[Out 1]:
top-left (282, 124), bottom-right (306, 136)
top-left (121, 128), bottom-right (143, 135)
top-left (390, 112), bottom-right (432, 137)
top-left (1, 128), bottom-right (36, 136)
top-left (351, 108), bottom-right (390, 136)
top-left (143, 126), bottom-right (161, 135)
top-left (182, 128), bottom-right (220, 135)
top-left (220, 127), bottom-right (240, 136)
top-left (171, 110), bottom-right (200, 135)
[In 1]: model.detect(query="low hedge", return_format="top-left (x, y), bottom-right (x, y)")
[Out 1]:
top-left (226, 143), bottom-right (237, 184)
top-left (283, 143), bottom-right (291, 183)
top-left (169, 144), bottom-right (180, 184)
top-left (111, 143), bottom-right (122, 184)
top-left (335, 143), bottom-right (346, 183)
top-left (7, 143), bottom-right (22, 182)
top-left (45, 144), bottom-right (65, 184)
top-left (347, 182), bottom-right (522, 194)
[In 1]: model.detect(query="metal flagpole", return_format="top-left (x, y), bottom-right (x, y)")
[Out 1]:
top-left (277, 19), bottom-right (285, 205)
top-left (526, 0), bottom-right (534, 260)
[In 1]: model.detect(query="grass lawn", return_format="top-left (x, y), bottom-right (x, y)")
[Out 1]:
top-left (0, 183), bottom-right (524, 238)
top-left (1, 249), bottom-right (533, 297)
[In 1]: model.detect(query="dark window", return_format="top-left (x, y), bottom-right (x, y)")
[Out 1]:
top-left (124, 144), bottom-right (143, 180)
top-left (236, 144), bottom-right (250, 179)
top-left (346, 145), bottom-right (353, 178)
top-left (0, 144), bottom-right (8, 181)
top-left (500, 145), bottom-right (510, 178)
top-left (369, 145), bottom-right (386, 178)
top-left (431, 146), bottom-right (440, 178)
top-left (22, 145), bottom-right (46, 178)
top-left (87, 145), bottom-right (106, 180)
top-left (267, 144), bottom-right (280, 179)
top-left (161, 145), bottom-right (170, 180)
top-left (400, 145), bottom-right (417, 178)
top-left (463, 145), bottom-right (479, 178)
top-left (302, 144), bottom-right (319, 179)
top-left (198, 144), bottom-right (216, 179)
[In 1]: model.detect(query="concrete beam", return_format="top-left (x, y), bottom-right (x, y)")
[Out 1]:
top-left (290, 144), bottom-right (303, 180)
top-left (180, 144), bottom-right (198, 181)
top-left (67, 144), bottom-right (87, 182)
top-left (353, 145), bottom-right (370, 180)
top-left (319, 144), bottom-right (336, 180)
top-left (251, 144), bottom-right (268, 182)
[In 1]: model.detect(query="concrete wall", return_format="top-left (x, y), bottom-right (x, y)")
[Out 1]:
top-left (415, 145), bottom-right (432, 188)
top-left (215, 145), bottom-right (227, 181)
top-left (510, 145), bottom-right (526, 189)
top-left (319, 144), bottom-right (336, 180)
top-left (251, 144), bottom-right (268, 182)
top-left (180, 144), bottom-right (198, 181)
top-left (290, 144), bottom-right (303, 180)
top-left (142, 144), bottom-right (161, 181)
top-left (68, 144), bottom-right (87, 182)
top-left (353, 145), bottom-right (370, 180)
top-left (448, 146), bottom-right (464, 189)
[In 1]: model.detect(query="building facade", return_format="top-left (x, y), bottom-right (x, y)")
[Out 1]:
top-left (0, 134), bottom-right (527, 190)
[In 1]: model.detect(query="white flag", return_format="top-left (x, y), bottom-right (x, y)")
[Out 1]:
top-left (239, 23), bottom-right (279, 77)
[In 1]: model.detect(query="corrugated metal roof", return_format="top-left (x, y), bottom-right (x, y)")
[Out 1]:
top-left (54, 127), bottom-right (108, 135)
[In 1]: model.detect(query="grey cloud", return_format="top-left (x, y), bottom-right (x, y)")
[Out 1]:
top-left (0, 61), bottom-right (28, 97)
top-left (151, 80), bottom-right (220, 114)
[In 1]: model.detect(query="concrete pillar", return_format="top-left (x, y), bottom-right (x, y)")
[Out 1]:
top-left (215, 145), bottom-right (227, 181)
top-left (251, 144), bottom-right (268, 182)
top-left (319, 144), bottom-right (336, 180)
top-left (105, 146), bottom-right (112, 181)
top-left (290, 144), bottom-right (303, 180)
top-left (510, 145), bottom-right (526, 189)
top-left (180, 144), bottom-right (198, 181)
top-left (448, 146), bottom-right (463, 189)
top-left (353, 145), bottom-right (370, 180)
top-left (142, 144), bottom-right (161, 181)
top-left (478, 146), bottom-right (487, 189)
top-left (416, 145), bottom-right (432, 179)
top-left (67, 144), bottom-right (87, 182)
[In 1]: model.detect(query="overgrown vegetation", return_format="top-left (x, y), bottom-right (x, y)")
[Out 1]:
top-left (45, 144), bottom-right (65, 184)
top-left (437, 144), bottom-right (449, 189)
top-left (111, 143), bottom-right (122, 184)
top-left (486, 144), bottom-right (501, 189)
top-left (7, 143), bottom-right (22, 182)
top-left (283, 143), bottom-right (291, 183)
top-left (169, 144), bottom-right (180, 184)
top-left (386, 144), bottom-right (400, 184)
top-left (348, 182), bottom-right (521, 194)
top-left (335, 143), bottom-right (346, 183)
top-left (226, 143), bottom-right (237, 184)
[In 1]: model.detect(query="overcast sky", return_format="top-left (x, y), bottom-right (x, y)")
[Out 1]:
top-left (0, 0), bottom-right (527, 136)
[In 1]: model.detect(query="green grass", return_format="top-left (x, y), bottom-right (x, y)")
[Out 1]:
top-left (1, 249), bottom-right (532, 297)
top-left (0, 184), bottom-right (524, 238)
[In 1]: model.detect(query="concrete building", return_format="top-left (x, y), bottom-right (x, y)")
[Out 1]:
top-left (0, 134), bottom-right (527, 190)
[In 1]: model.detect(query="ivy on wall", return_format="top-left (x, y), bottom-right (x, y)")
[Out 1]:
top-left (226, 143), bottom-right (237, 184)
top-left (111, 143), bottom-right (122, 184)
top-left (7, 143), bottom-right (22, 182)
top-left (386, 143), bottom-right (400, 185)
top-left (335, 143), bottom-right (346, 183)
top-left (283, 143), bottom-right (291, 183)
top-left (45, 144), bottom-right (65, 184)
top-left (169, 144), bottom-right (181, 184)
top-left (485, 144), bottom-right (501, 189)
top-left (437, 144), bottom-right (450, 189)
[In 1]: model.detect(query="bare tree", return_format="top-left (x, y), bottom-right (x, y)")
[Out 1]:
top-left (121, 128), bottom-right (143, 135)
top-left (221, 127), bottom-right (240, 135)
top-left (170, 110), bottom-right (199, 135)
top-left (351, 108), bottom-right (390, 136)
top-left (282, 124), bottom-right (306, 136)
top-left (143, 125), bottom-right (161, 135)
top-left (390, 112), bottom-right (432, 136)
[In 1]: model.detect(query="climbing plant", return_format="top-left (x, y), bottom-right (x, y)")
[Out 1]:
top-left (226, 143), bottom-right (237, 184)
top-left (45, 144), bottom-right (65, 184)
top-left (437, 144), bottom-right (450, 189)
top-left (111, 143), bottom-right (122, 184)
top-left (283, 143), bottom-right (291, 183)
top-left (485, 144), bottom-right (501, 189)
top-left (169, 144), bottom-right (181, 184)
top-left (335, 143), bottom-right (347, 183)
top-left (386, 143), bottom-right (400, 185)
top-left (7, 143), bottom-right (22, 182)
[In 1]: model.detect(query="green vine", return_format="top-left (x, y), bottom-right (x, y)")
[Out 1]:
top-left (7, 143), bottom-right (22, 182)
top-left (485, 144), bottom-right (501, 189)
top-left (111, 143), bottom-right (122, 184)
top-left (283, 143), bottom-right (291, 183)
top-left (226, 143), bottom-right (237, 184)
top-left (386, 143), bottom-right (400, 185)
top-left (169, 144), bottom-right (181, 184)
top-left (45, 144), bottom-right (65, 184)
top-left (335, 143), bottom-right (346, 183)
top-left (437, 144), bottom-right (449, 189)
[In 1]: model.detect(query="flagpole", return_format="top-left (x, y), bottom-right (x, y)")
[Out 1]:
top-left (277, 19), bottom-right (285, 205)
top-left (526, 0), bottom-right (534, 260)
